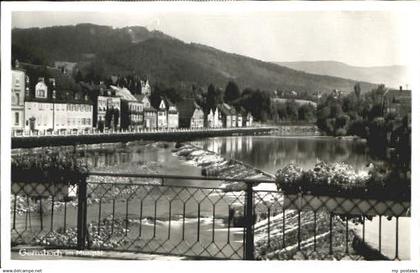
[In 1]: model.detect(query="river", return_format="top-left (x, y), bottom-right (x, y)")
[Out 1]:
top-left (12, 136), bottom-right (409, 260)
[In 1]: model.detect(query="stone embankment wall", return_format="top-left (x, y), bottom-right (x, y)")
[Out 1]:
top-left (271, 125), bottom-right (321, 136)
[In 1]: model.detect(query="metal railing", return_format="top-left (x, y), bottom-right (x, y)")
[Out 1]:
top-left (11, 172), bottom-right (410, 260)
top-left (12, 126), bottom-right (270, 138)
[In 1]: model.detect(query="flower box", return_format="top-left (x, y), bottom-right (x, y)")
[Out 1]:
top-left (283, 193), bottom-right (410, 217)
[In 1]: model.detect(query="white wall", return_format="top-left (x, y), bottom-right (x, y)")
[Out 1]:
top-left (24, 102), bottom-right (54, 131)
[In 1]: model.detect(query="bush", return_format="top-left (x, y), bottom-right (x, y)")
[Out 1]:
top-left (275, 162), bottom-right (410, 201)
top-left (11, 149), bottom-right (89, 185)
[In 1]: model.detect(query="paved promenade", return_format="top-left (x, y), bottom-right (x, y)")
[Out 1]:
top-left (11, 126), bottom-right (277, 148)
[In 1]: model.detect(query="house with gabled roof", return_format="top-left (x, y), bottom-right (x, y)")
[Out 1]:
top-left (157, 97), bottom-right (168, 129)
top-left (237, 107), bottom-right (246, 127)
top-left (207, 107), bottom-right (221, 128)
top-left (217, 103), bottom-right (236, 128)
top-left (135, 94), bottom-right (157, 129)
top-left (165, 98), bottom-right (179, 129)
top-left (112, 85), bottom-right (143, 130)
top-left (190, 102), bottom-right (204, 128)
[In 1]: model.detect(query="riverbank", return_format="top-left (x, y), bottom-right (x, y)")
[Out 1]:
top-left (270, 125), bottom-right (321, 136)
top-left (12, 126), bottom-right (276, 149)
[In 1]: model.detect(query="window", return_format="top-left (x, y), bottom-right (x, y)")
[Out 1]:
top-left (14, 112), bottom-right (19, 125)
top-left (36, 90), bottom-right (45, 98)
top-left (16, 94), bottom-right (20, 105)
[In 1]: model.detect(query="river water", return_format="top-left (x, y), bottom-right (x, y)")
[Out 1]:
top-left (12, 136), bottom-right (410, 260)
top-left (192, 136), bottom-right (374, 174)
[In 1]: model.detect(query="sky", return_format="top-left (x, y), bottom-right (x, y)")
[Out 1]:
top-left (11, 10), bottom-right (412, 67)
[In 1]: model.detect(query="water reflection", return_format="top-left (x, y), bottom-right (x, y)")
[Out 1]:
top-left (193, 136), bottom-right (375, 174)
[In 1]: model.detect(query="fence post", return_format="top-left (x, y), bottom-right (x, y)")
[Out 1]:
top-left (77, 175), bottom-right (88, 250)
top-left (244, 182), bottom-right (255, 260)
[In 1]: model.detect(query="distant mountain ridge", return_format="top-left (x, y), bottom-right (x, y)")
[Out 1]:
top-left (276, 61), bottom-right (409, 89)
top-left (12, 24), bottom-right (379, 94)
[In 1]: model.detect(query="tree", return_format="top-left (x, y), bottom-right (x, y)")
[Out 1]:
top-left (74, 70), bottom-right (83, 83)
top-left (241, 89), bottom-right (271, 122)
top-left (206, 84), bottom-right (218, 113)
top-left (150, 89), bottom-right (162, 109)
top-left (224, 81), bottom-right (241, 104)
top-left (298, 103), bottom-right (316, 122)
top-left (285, 99), bottom-right (298, 121)
top-left (354, 83), bottom-right (361, 99)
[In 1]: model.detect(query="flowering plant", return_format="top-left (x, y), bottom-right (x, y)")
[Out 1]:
top-left (12, 150), bottom-right (89, 185)
top-left (275, 161), bottom-right (410, 201)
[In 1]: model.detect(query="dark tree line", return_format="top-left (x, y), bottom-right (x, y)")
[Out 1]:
top-left (316, 83), bottom-right (411, 165)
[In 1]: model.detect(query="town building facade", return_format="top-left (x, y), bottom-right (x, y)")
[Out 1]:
top-left (207, 107), bottom-right (221, 128)
top-left (112, 86), bottom-right (143, 130)
top-left (157, 98), bottom-right (168, 129)
top-left (12, 67), bottom-right (27, 131)
top-left (190, 103), bottom-right (205, 128)
top-left (384, 86), bottom-right (411, 117)
top-left (24, 77), bottom-right (93, 132)
top-left (136, 95), bottom-right (157, 129)
top-left (141, 80), bottom-right (152, 96)
top-left (166, 99), bottom-right (179, 129)
top-left (217, 103), bottom-right (236, 128)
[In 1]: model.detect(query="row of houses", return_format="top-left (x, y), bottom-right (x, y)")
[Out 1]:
top-left (12, 66), bottom-right (253, 132)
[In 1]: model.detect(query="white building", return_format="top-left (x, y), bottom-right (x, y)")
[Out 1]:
top-left (12, 67), bottom-right (27, 131)
top-left (112, 85), bottom-right (143, 130)
top-left (136, 94), bottom-right (157, 129)
top-left (246, 112), bottom-right (253, 127)
top-left (191, 103), bottom-right (204, 128)
top-left (24, 77), bottom-right (93, 132)
top-left (207, 107), bottom-right (222, 128)
top-left (97, 96), bottom-right (108, 126)
top-left (141, 80), bottom-right (151, 96)
top-left (166, 99), bottom-right (179, 129)
top-left (157, 98), bottom-right (168, 129)
top-left (25, 101), bottom-right (54, 131)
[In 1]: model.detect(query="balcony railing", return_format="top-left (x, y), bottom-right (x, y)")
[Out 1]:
top-left (11, 172), bottom-right (410, 260)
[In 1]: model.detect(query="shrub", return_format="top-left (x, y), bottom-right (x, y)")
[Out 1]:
top-left (11, 149), bottom-right (89, 185)
top-left (275, 162), bottom-right (410, 201)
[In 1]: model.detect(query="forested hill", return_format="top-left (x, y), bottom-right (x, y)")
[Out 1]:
top-left (12, 24), bottom-right (378, 93)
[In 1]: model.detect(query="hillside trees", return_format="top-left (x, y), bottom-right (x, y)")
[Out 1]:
top-left (224, 81), bottom-right (241, 104)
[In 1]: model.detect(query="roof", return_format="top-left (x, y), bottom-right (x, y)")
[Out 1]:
top-left (165, 98), bottom-right (176, 107)
top-left (25, 97), bottom-right (92, 105)
top-left (177, 99), bottom-right (199, 119)
top-left (144, 106), bottom-right (157, 112)
top-left (54, 61), bottom-right (78, 70)
top-left (134, 94), bottom-right (147, 102)
top-left (111, 85), bottom-right (138, 101)
top-left (163, 98), bottom-right (178, 114)
top-left (217, 103), bottom-right (236, 115)
top-left (385, 89), bottom-right (411, 99)
top-left (239, 107), bottom-right (247, 115)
